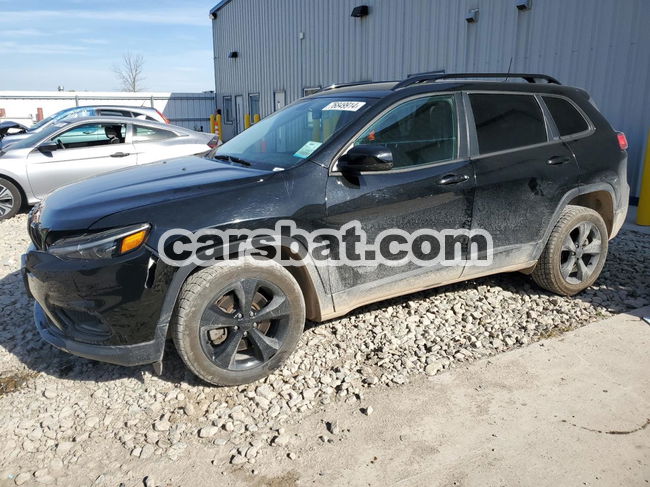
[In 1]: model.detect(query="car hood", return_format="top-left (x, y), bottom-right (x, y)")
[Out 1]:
top-left (39, 156), bottom-right (273, 231)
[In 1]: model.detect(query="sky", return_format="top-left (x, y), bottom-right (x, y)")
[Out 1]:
top-left (0, 0), bottom-right (217, 92)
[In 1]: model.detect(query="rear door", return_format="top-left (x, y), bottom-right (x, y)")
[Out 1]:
top-left (466, 92), bottom-right (580, 272)
top-left (26, 122), bottom-right (137, 198)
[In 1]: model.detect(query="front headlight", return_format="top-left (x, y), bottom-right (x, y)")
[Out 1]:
top-left (48, 223), bottom-right (150, 260)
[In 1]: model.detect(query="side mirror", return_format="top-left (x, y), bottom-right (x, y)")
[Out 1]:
top-left (38, 141), bottom-right (59, 153)
top-left (337, 144), bottom-right (393, 173)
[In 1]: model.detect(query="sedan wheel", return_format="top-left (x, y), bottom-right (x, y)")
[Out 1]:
top-left (0, 178), bottom-right (22, 220)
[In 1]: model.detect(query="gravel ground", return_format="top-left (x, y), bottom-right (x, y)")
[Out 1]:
top-left (0, 212), bottom-right (648, 486)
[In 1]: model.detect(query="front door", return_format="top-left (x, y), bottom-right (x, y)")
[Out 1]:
top-left (325, 93), bottom-right (475, 306)
top-left (235, 95), bottom-right (244, 134)
top-left (27, 121), bottom-right (137, 199)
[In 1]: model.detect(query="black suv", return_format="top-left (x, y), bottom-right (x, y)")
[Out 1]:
top-left (22, 73), bottom-right (629, 386)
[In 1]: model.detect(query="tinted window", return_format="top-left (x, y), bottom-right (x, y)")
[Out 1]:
top-left (133, 125), bottom-right (175, 142)
top-left (355, 95), bottom-right (457, 168)
top-left (470, 94), bottom-right (547, 154)
top-left (543, 96), bottom-right (589, 136)
top-left (98, 109), bottom-right (132, 117)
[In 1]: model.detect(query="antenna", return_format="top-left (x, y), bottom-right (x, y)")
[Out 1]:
top-left (504, 57), bottom-right (513, 82)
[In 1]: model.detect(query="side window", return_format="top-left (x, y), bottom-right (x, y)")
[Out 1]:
top-left (98, 109), bottom-right (132, 118)
top-left (469, 93), bottom-right (547, 154)
top-left (223, 96), bottom-right (233, 124)
top-left (132, 125), bottom-right (176, 142)
top-left (543, 96), bottom-right (589, 137)
top-left (354, 95), bottom-right (457, 168)
top-left (52, 123), bottom-right (126, 149)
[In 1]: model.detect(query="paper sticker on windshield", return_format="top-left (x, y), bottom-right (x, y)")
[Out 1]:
top-left (322, 101), bottom-right (366, 112)
top-left (294, 141), bottom-right (322, 159)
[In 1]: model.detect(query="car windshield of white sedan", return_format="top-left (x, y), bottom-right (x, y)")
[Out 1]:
top-left (211, 97), bottom-right (375, 169)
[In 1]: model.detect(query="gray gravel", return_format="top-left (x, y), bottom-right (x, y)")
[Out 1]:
top-left (0, 212), bottom-right (648, 485)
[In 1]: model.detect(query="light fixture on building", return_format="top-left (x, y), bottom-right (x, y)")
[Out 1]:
top-left (228, 51), bottom-right (238, 58)
top-left (351, 5), bottom-right (369, 18)
top-left (515, 0), bottom-right (532, 10)
top-left (465, 9), bottom-right (479, 23)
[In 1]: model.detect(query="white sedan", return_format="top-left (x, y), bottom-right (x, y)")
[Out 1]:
top-left (0, 117), bottom-right (217, 219)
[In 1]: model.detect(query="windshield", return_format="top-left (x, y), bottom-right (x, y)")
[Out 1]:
top-left (5, 122), bottom-right (69, 150)
top-left (29, 107), bottom-right (96, 131)
top-left (210, 97), bottom-right (375, 170)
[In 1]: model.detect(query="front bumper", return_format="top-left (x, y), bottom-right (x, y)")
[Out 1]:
top-left (23, 245), bottom-right (175, 366)
top-left (34, 301), bottom-right (165, 366)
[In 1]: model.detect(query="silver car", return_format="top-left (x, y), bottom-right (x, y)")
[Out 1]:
top-left (0, 117), bottom-right (217, 219)
top-left (0, 104), bottom-right (169, 145)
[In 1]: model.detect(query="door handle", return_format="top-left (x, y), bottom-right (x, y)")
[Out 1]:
top-left (110, 152), bottom-right (130, 158)
top-left (437, 174), bottom-right (469, 185)
top-left (547, 156), bottom-right (571, 165)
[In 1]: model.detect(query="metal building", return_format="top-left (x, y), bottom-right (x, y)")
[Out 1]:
top-left (210, 0), bottom-right (649, 198)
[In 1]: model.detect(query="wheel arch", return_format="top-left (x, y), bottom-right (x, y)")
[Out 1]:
top-left (151, 236), bottom-right (334, 355)
top-left (0, 172), bottom-right (29, 209)
top-left (533, 183), bottom-right (617, 264)
top-left (566, 190), bottom-right (614, 236)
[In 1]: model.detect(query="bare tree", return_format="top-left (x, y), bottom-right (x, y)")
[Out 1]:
top-left (113, 52), bottom-right (145, 92)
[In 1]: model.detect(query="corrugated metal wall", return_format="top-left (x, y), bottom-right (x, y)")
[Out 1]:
top-left (212, 0), bottom-right (650, 197)
top-left (0, 91), bottom-right (217, 131)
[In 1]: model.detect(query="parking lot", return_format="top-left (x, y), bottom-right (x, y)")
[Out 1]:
top-left (0, 212), bottom-right (648, 486)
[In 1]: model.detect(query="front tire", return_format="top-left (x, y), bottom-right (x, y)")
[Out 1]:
top-left (0, 178), bottom-right (22, 220)
top-left (532, 205), bottom-right (608, 296)
top-left (172, 258), bottom-right (305, 386)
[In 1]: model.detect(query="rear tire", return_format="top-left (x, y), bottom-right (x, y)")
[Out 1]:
top-left (172, 258), bottom-right (305, 386)
top-left (0, 178), bottom-right (22, 220)
top-left (532, 205), bottom-right (608, 296)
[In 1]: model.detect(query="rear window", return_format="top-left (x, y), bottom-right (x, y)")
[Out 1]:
top-left (543, 96), bottom-right (589, 137)
top-left (470, 93), bottom-right (547, 154)
top-left (133, 125), bottom-right (176, 142)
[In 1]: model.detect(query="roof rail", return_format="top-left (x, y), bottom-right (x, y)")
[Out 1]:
top-left (392, 72), bottom-right (561, 90)
top-left (316, 80), bottom-right (397, 94)
top-left (316, 82), bottom-right (373, 93)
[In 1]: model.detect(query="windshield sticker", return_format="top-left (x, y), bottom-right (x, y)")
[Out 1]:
top-left (294, 141), bottom-right (323, 159)
top-left (322, 101), bottom-right (366, 112)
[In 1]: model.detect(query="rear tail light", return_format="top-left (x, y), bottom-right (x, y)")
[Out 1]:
top-left (155, 109), bottom-right (170, 124)
top-left (616, 132), bottom-right (628, 150)
top-left (207, 136), bottom-right (219, 149)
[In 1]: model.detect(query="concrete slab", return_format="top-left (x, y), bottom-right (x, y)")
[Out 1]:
top-left (246, 307), bottom-right (650, 487)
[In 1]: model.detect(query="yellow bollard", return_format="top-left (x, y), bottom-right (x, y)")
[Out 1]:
top-left (244, 114), bottom-right (251, 130)
top-left (253, 114), bottom-right (260, 124)
top-left (637, 128), bottom-right (650, 225)
top-left (216, 114), bottom-right (223, 142)
top-left (209, 114), bottom-right (216, 134)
